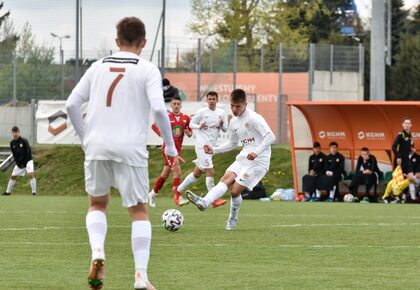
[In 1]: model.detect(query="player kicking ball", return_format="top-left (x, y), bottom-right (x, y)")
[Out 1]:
top-left (66, 17), bottom-right (176, 290)
top-left (186, 89), bottom-right (275, 230)
top-left (175, 91), bottom-right (228, 208)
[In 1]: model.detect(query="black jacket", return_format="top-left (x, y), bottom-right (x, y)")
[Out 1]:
top-left (410, 153), bottom-right (420, 173)
top-left (10, 137), bottom-right (32, 168)
top-left (163, 86), bottom-right (179, 103)
top-left (326, 152), bottom-right (345, 176)
top-left (308, 152), bottom-right (327, 175)
top-left (392, 130), bottom-right (412, 160)
top-left (355, 155), bottom-right (382, 178)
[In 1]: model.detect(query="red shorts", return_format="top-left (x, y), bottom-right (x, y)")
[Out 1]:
top-left (161, 148), bottom-right (182, 166)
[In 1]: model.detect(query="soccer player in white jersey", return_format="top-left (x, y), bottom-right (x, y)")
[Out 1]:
top-left (186, 89), bottom-right (275, 230)
top-left (175, 91), bottom-right (228, 208)
top-left (66, 17), bottom-right (176, 290)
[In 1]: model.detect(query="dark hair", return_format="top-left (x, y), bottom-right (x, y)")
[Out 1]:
top-left (11, 126), bottom-right (19, 132)
top-left (230, 89), bottom-right (246, 103)
top-left (402, 116), bottom-right (411, 123)
top-left (162, 78), bottom-right (170, 86)
top-left (329, 142), bottom-right (338, 147)
top-left (313, 141), bottom-right (321, 148)
top-left (361, 147), bottom-right (369, 152)
top-left (171, 96), bottom-right (182, 102)
top-left (116, 17), bottom-right (146, 47)
top-left (206, 91), bottom-right (218, 99)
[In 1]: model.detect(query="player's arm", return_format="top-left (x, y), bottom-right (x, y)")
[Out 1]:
top-left (392, 133), bottom-right (402, 158)
top-left (208, 125), bottom-right (239, 154)
top-left (250, 115), bottom-right (276, 160)
top-left (185, 116), bottom-right (193, 137)
top-left (146, 67), bottom-right (177, 158)
top-left (188, 110), bottom-right (203, 129)
top-left (66, 64), bottom-right (94, 142)
top-left (221, 112), bottom-right (228, 132)
top-left (10, 141), bottom-right (20, 166)
top-left (151, 122), bottom-right (161, 137)
top-left (355, 156), bottom-right (362, 172)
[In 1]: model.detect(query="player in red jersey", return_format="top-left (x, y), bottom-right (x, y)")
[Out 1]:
top-left (149, 96), bottom-right (192, 206)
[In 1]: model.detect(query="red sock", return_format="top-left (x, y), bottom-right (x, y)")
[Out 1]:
top-left (153, 176), bottom-right (166, 193)
top-left (172, 178), bottom-right (181, 195)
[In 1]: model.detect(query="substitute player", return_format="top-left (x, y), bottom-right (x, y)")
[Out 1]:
top-left (175, 91), bottom-right (228, 208)
top-left (148, 96), bottom-right (191, 207)
top-left (66, 17), bottom-right (176, 290)
top-left (2, 126), bottom-right (36, 196)
top-left (186, 89), bottom-right (275, 230)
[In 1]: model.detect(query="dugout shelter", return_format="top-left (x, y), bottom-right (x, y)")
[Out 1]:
top-left (288, 101), bottom-right (420, 198)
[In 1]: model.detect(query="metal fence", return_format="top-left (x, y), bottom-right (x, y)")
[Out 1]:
top-left (0, 42), bottom-right (364, 144)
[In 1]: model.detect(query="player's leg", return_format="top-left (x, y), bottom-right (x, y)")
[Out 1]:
top-left (207, 168), bottom-right (227, 208)
top-left (171, 163), bottom-right (187, 205)
top-left (85, 160), bottom-right (111, 290)
top-left (27, 160), bottom-right (36, 195)
top-left (186, 171), bottom-right (236, 211)
top-left (3, 175), bottom-right (17, 195)
top-left (177, 166), bottom-right (202, 194)
top-left (226, 182), bottom-right (246, 230)
top-left (148, 166), bottom-right (171, 207)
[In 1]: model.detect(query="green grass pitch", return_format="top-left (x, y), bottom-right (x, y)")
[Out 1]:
top-left (1, 196), bottom-right (420, 289)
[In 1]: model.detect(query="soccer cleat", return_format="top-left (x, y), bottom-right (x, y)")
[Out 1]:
top-left (32, 192), bottom-right (36, 196)
top-left (177, 196), bottom-right (190, 206)
top-left (225, 218), bottom-right (237, 230)
top-left (391, 197), bottom-right (401, 204)
top-left (134, 272), bottom-right (156, 290)
top-left (88, 259), bottom-right (105, 290)
top-left (324, 197), bottom-right (334, 202)
top-left (212, 198), bottom-right (227, 208)
top-left (2, 192), bottom-right (10, 196)
top-left (360, 196), bottom-right (370, 204)
top-left (148, 191), bottom-right (156, 208)
top-left (185, 190), bottom-right (207, 211)
top-left (310, 197), bottom-right (320, 202)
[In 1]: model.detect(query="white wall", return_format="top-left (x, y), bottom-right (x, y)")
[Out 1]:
top-left (312, 71), bottom-right (363, 101)
top-left (0, 106), bottom-right (33, 142)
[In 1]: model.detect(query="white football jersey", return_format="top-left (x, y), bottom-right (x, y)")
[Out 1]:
top-left (192, 107), bottom-right (228, 146)
top-left (71, 51), bottom-right (163, 167)
top-left (228, 109), bottom-right (273, 169)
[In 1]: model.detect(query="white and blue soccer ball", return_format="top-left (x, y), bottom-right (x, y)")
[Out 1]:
top-left (161, 209), bottom-right (184, 231)
top-left (343, 193), bottom-right (355, 203)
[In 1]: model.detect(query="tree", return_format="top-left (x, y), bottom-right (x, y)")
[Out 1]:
top-left (406, 4), bottom-right (420, 35)
top-left (0, 2), bottom-right (18, 60)
top-left (389, 34), bottom-right (420, 100)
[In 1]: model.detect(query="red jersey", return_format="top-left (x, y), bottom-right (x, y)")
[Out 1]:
top-left (152, 112), bottom-right (191, 155)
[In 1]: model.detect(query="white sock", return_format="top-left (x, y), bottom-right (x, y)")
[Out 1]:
top-left (229, 195), bottom-right (242, 221)
top-left (86, 210), bottom-right (107, 260)
top-left (316, 190), bottom-right (321, 198)
top-left (177, 173), bottom-right (198, 193)
top-left (203, 182), bottom-right (228, 207)
top-left (409, 183), bottom-right (416, 200)
top-left (132, 220), bottom-right (152, 282)
top-left (329, 186), bottom-right (336, 199)
top-left (29, 178), bottom-right (36, 193)
top-left (6, 179), bottom-right (16, 193)
top-left (205, 176), bottom-right (215, 191)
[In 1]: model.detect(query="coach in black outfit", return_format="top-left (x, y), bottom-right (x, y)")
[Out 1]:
top-left (162, 78), bottom-right (180, 103)
top-left (3, 126), bottom-right (36, 196)
top-left (392, 117), bottom-right (414, 178)
top-left (302, 142), bottom-right (326, 201)
top-left (315, 142), bottom-right (345, 202)
top-left (350, 147), bottom-right (382, 203)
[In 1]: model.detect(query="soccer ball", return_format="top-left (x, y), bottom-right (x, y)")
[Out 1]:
top-left (161, 209), bottom-right (184, 231)
top-left (343, 194), bottom-right (354, 203)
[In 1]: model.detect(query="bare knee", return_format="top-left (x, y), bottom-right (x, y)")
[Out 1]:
top-left (193, 167), bottom-right (203, 178)
top-left (28, 173), bottom-right (34, 179)
top-left (206, 168), bottom-right (215, 177)
top-left (128, 203), bottom-right (148, 221)
top-left (89, 195), bottom-right (109, 212)
top-left (10, 176), bottom-right (17, 181)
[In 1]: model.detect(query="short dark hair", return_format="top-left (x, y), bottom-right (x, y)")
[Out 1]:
top-left (361, 147), bottom-right (369, 152)
top-left (207, 91), bottom-right (218, 99)
top-left (402, 116), bottom-right (411, 123)
top-left (116, 17), bottom-right (146, 47)
top-left (313, 141), bottom-right (321, 148)
top-left (162, 78), bottom-right (170, 86)
top-left (230, 89), bottom-right (246, 103)
top-left (329, 142), bottom-right (338, 147)
top-left (11, 126), bottom-right (19, 132)
top-left (171, 96), bottom-right (182, 102)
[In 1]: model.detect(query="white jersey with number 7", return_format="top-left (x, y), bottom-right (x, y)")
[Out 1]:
top-left (69, 51), bottom-right (163, 167)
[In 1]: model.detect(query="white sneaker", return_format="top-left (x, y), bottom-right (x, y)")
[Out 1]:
top-left (178, 196), bottom-right (190, 206)
top-left (134, 272), bottom-right (156, 290)
top-left (225, 218), bottom-right (237, 231)
top-left (148, 191), bottom-right (156, 208)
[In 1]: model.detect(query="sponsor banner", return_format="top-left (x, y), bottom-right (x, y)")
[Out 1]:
top-left (36, 100), bottom-right (254, 145)
top-left (318, 130), bottom-right (346, 140)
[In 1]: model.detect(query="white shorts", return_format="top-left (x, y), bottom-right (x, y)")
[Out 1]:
top-left (193, 145), bottom-right (213, 170)
top-left (84, 160), bottom-right (149, 208)
top-left (226, 159), bottom-right (267, 191)
top-left (12, 160), bottom-right (34, 176)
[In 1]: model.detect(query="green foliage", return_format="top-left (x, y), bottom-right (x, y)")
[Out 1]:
top-left (406, 4), bottom-right (420, 35)
top-left (389, 33), bottom-right (420, 100)
top-left (2, 196), bottom-right (420, 288)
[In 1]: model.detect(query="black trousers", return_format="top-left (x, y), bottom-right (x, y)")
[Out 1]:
top-left (317, 174), bottom-right (341, 191)
top-left (302, 174), bottom-right (319, 194)
top-left (350, 172), bottom-right (377, 198)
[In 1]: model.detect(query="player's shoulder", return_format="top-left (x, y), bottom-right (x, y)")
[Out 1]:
top-left (196, 107), bottom-right (207, 114)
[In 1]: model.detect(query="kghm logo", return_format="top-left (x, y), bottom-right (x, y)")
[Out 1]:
top-left (357, 131), bottom-right (385, 140)
top-left (318, 131), bottom-right (345, 139)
